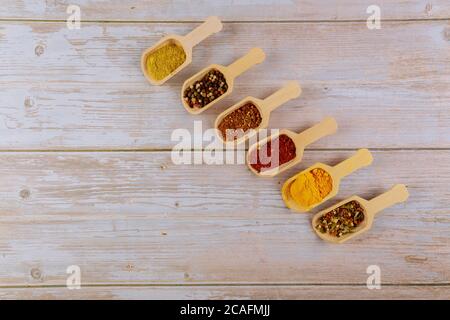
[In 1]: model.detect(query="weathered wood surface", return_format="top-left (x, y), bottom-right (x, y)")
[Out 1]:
top-left (0, 285), bottom-right (448, 300)
top-left (1, 0), bottom-right (449, 300)
top-left (0, 151), bottom-right (448, 288)
top-left (1, 0), bottom-right (449, 21)
top-left (1, 21), bottom-right (449, 150)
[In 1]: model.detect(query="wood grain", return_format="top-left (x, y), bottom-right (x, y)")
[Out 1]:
top-left (0, 150), bottom-right (448, 286)
top-left (0, 285), bottom-right (448, 300)
top-left (1, 0), bottom-right (449, 21)
top-left (1, 0), bottom-right (449, 299)
top-left (0, 21), bottom-right (449, 150)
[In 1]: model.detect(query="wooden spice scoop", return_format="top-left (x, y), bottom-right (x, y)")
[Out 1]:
top-left (214, 81), bottom-right (302, 144)
top-left (312, 184), bottom-right (409, 244)
top-left (182, 47), bottom-right (266, 115)
top-left (141, 16), bottom-right (223, 85)
top-left (282, 148), bottom-right (373, 213)
top-left (246, 116), bottom-right (337, 177)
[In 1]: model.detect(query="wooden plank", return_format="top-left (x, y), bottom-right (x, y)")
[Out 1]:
top-left (0, 150), bottom-right (448, 286)
top-left (0, 21), bottom-right (449, 150)
top-left (0, 285), bottom-right (448, 300)
top-left (1, 0), bottom-right (449, 21)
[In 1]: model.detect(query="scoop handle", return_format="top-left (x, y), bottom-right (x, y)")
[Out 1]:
top-left (332, 148), bottom-right (373, 179)
top-left (262, 81), bottom-right (302, 113)
top-left (183, 16), bottom-right (223, 48)
top-left (367, 184), bottom-right (409, 215)
top-left (226, 48), bottom-right (265, 79)
top-left (295, 117), bottom-right (337, 147)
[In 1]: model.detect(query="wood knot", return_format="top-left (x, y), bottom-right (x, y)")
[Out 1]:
top-left (125, 263), bottom-right (135, 272)
top-left (30, 267), bottom-right (42, 280)
top-left (24, 97), bottom-right (39, 117)
top-left (35, 44), bottom-right (45, 56)
top-left (424, 3), bottom-right (433, 15)
top-left (444, 27), bottom-right (450, 41)
top-left (24, 97), bottom-right (35, 108)
top-left (20, 189), bottom-right (30, 199)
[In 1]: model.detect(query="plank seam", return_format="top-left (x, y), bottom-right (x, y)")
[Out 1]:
top-left (0, 148), bottom-right (448, 153)
top-left (1, 283), bottom-right (449, 289)
top-left (0, 18), bottom-right (449, 24)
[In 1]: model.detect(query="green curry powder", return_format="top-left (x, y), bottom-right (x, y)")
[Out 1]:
top-left (146, 42), bottom-right (186, 81)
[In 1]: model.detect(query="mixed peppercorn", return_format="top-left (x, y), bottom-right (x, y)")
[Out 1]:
top-left (217, 103), bottom-right (262, 141)
top-left (315, 200), bottom-right (365, 237)
top-left (183, 69), bottom-right (228, 109)
top-left (248, 134), bottom-right (297, 172)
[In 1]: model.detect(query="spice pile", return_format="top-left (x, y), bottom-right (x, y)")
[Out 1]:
top-left (217, 103), bottom-right (262, 141)
top-left (248, 134), bottom-right (296, 172)
top-left (288, 168), bottom-right (333, 208)
top-left (146, 42), bottom-right (186, 81)
top-left (315, 200), bottom-right (365, 237)
top-left (183, 69), bottom-right (228, 109)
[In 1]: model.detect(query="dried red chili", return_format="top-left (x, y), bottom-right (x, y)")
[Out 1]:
top-left (217, 103), bottom-right (262, 141)
top-left (248, 134), bottom-right (296, 172)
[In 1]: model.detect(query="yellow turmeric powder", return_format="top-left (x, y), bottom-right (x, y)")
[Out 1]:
top-left (289, 168), bottom-right (333, 208)
top-left (146, 42), bottom-right (186, 80)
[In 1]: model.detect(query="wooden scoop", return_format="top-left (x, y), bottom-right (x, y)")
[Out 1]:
top-left (312, 184), bottom-right (409, 244)
top-left (181, 47), bottom-right (266, 114)
top-left (282, 148), bottom-right (373, 213)
top-left (246, 117), bottom-right (338, 177)
top-left (141, 16), bottom-right (223, 85)
top-left (214, 81), bottom-right (302, 144)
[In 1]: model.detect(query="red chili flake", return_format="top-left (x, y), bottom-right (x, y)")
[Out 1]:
top-left (248, 134), bottom-right (296, 172)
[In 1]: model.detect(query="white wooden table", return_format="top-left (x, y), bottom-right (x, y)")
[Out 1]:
top-left (0, 1), bottom-right (449, 299)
